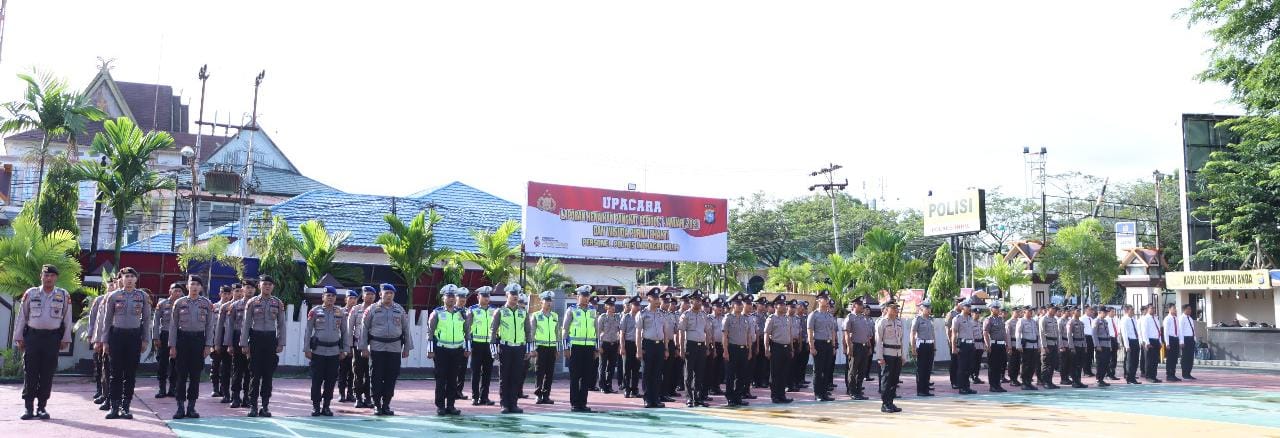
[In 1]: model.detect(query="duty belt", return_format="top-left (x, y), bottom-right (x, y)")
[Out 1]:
top-left (959, 339), bottom-right (974, 344)
top-left (178, 330), bottom-right (205, 336)
top-left (686, 341), bottom-right (705, 346)
top-left (368, 334), bottom-right (402, 343)
top-left (313, 338), bottom-right (341, 347)
top-left (883, 344), bottom-right (901, 349)
top-left (992, 340), bottom-right (1005, 345)
top-left (1072, 337), bottom-right (1084, 341)
top-left (918, 339), bottom-right (934, 344)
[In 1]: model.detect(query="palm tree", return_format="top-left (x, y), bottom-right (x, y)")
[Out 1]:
top-left (461, 220), bottom-right (520, 287)
top-left (677, 262), bottom-right (718, 292)
top-left (975, 258), bottom-right (1032, 304)
top-left (440, 253), bottom-right (465, 287)
top-left (523, 258), bottom-right (575, 293)
top-left (1, 72), bottom-right (105, 203)
top-left (248, 212), bottom-right (302, 304)
top-left (766, 259), bottom-right (815, 293)
top-left (294, 219), bottom-right (352, 287)
top-left (0, 214), bottom-right (84, 345)
top-left (818, 253), bottom-right (861, 308)
top-left (1037, 218), bottom-right (1118, 306)
top-left (852, 226), bottom-right (928, 300)
top-left (72, 117), bottom-right (176, 267)
top-left (375, 210), bottom-right (446, 309)
top-left (178, 235), bottom-right (246, 286)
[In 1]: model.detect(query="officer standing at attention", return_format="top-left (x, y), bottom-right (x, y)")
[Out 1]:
top-left (452, 287), bottom-right (472, 401)
top-left (15, 264), bottom-right (72, 420)
top-left (95, 267), bottom-right (151, 420)
top-left (531, 291), bottom-right (561, 405)
top-left (677, 291), bottom-right (712, 407)
top-left (428, 285), bottom-right (470, 416)
top-left (982, 302), bottom-right (1009, 392)
top-left (468, 286), bottom-right (497, 406)
top-left (707, 297), bottom-right (728, 397)
top-left (807, 294), bottom-right (838, 402)
top-left (752, 297), bottom-right (771, 390)
top-left (361, 283), bottom-right (413, 416)
top-left (909, 301), bottom-right (936, 397)
top-left (944, 298), bottom-right (963, 389)
top-left (596, 297), bottom-right (622, 394)
top-left (722, 294), bottom-right (755, 407)
top-left (792, 301), bottom-right (810, 391)
top-left (349, 286), bottom-right (377, 408)
top-left (764, 295), bottom-right (794, 404)
top-left (240, 276), bottom-right (286, 417)
top-left (1005, 306), bottom-right (1023, 386)
top-left (491, 284), bottom-right (531, 414)
top-left (970, 304), bottom-right (986, 386)
top-left (1066, 307), bottom-right (1089, 388)
top-left (223, 283), bottom-right (250, 408)
top-left (153, 283), bottom-right (181, 399)
top-left (620, 295), bottom-right (643, 398)
top-left (844, 299), bottom-right (873, 400)
top-left (1037, 306), bottom-right (1062, 389)
top-left (337, 289), bottom-right (359, 403)
top-left (1014, 306), bottom-right (1040, 390)
top-left (305, 286), bottom-right (349, 417)
top-left (167, 277), bottom-right (215, 419)
top-left (1091, 307), bottom-right (1113, 388)
top-left (88, 278), bottom-right (117, 408)
top-left (1119, 305), bottom-right (1142, 384)
top-left (875, 301), bottom-right (905, 413)
top-left (562, 285), bottom-right (599, 412)
top-left (637, 289), bottom-right (668, 408)
top-left (661, 294), bottom-right (680, 399)
top-left (949, 299), bottom-right (978, 395)
top-left (210, 285), bottom-right (233, 402)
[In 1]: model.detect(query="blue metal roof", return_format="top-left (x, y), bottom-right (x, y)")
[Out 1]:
top-left (200, 181), bottom-right (522, 252)
top-left (121, 233), bottom-right (178, 253)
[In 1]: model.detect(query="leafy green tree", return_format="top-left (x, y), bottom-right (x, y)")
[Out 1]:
top-left (852, 226), bottom-right (928, 300)
top-left (677, 262), bottom-right (717, 291)
top-left (975, 258), bottom-right (1031, 306)
top-left (440, 254), bottom-right (465, 288)
top-left (1192, 117), bottom-right (1280, 268)
top-left (818, 253), bottom-right (861, 309)
top-left (766, 259), bottom-right (815, 293)
top-left (72, 117), bottom-right (175, 267)
top-left (729, 191), bottom-right (898, 267)
top-left (249, 212), bottom-right (302, 304)
top-left (461, 220), bottom-right (520, 287)
top-left (1182, 0), bottom-right (1280, 115)
top-left (0, 214), bottom-right (83, 297)
top-left (926, 242), bottom-right (958, 315)
top-left (178, 235), bottom-right (245, 287)
top-left (0, 71), bottom-right (105, 203)
top-left (523, 258), bottom-right (574, 293)
top-left (34, 156), bottom-right (82, 239)
top-left (294, 219), bottom-right (352, 287)
top-left (1037, 219), bottom-right (1118, 305)
top-left (375, 210), bottom-right (445, 309)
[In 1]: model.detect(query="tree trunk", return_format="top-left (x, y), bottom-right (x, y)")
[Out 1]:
top-left (33, 135), bottom-right (50, 212)
top-left (113, 213), bottom-right (125, 270)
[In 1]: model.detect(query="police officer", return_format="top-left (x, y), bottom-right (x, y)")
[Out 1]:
top-left (153, 283), bottom-right (181, 399)
top-left (764, 295), bottom-right (793, 404)
top-left (210, 285), bottom-right (233, 402)
top-left (1066, 307), bottom-right (1089, 388)
top-left (596, 296), bottom-right (622, 394)
top-left (1038, 306), bottom-right (1062, 389)
top-left (751, 297), bottom-right (771, 390)
top-left (240, 275), bottom-right (287, 417)
top-left (491, 284), bottom-right (531, 414)
top-left (15, 264), bottom-right (72, 420)
top-left (1014, 306), bottom-right (1041, 390)
top-left (983, 302), bottom-right (1009, 393)
top-left (677, 291), bottom-right (712, 408)
top-left (662, 294), bottom-right (680, 398)
top-left (306, 286), bottom-right (348, 416)
top-left (166, 277), bottom-right (215, 419)
top-left (844, 299), bottom-right (873, 400)
top-left (944, 298), bottom-right (963, 389)
top-left (970, 303), bottom-right (986, 386)
top-left (620, 295), bottom-right (642, 398)
top-left (467, 286), bottom-right (497, 406)
top-left (808, 294), bottom-right (838, 402)
top-left (1092, 307), bottom-right (1113, 388)
top-left (338, 289), bottom-right (359, 403)
top-left (531, 290), bottom-right (561, 405)
top-left (637, 289), bottom-right (668, 408)
top-left (350, 286), bottom-right (378, 408)
top-left (223, 283), bottom-right (251, 408)
top-left (428, 285), bottom-right (470, 416)
top-left (792, 300), bottom-right (810, 391)
top-left (707, 297), bottom-right (728, 397)
top-left (1005, 306), bottom-right (1023, 386)
top-left (909, 300), bottom-right (936, 397)
top-left (722, 294), bottom-right (754, 407)
top-left (875, 302), bottom-right (904, 413)
top-left (362, 283), bottom-right (413, 416)
top-left (562, 285), bottom-right (599, 412)
top-left (95, 267), bottom-right (151, 420)
top-left (88, 278), bottom-right (115, 408)
top-left (949, 299), bottom-right (978, 395)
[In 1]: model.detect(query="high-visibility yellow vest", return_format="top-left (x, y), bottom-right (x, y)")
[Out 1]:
top-left (534, 312), bottom-right (559, 347)
top-left (435, 308), bottom-right (465, 348)
top-left (569, 308), bottom-right (597, 346)
top-left (498, 307), bottom-right (526, 345)
top-left (471, 306), bottom-right (492, 342)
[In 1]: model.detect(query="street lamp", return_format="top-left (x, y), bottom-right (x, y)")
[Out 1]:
top-left (181, 146), bottom-right (199, 248)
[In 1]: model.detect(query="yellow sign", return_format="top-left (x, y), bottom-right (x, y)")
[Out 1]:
top-left (923, 189), bottom-right (986, 237)
top-left (1166, 269), bottom-right (1273, 290)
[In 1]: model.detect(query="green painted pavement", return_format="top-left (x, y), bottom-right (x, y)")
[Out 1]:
top-left (168, 408), bottom-right (836, 437)
top-left (953, 384), bottom-right (1280, 429)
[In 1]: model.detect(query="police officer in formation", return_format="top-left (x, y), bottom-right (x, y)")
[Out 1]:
top-left (223, 283), bottom-right (251, 408)
top-left (531, 290), bottom-right (561, 404)
top-left (620, 295), bottom-right (643, 398)
top-left (362, 283), bottom-right (412, 416)
top-left (807, 293), bottom-right (838, 402)
top-left (790, 301), bottom-right (809, 392)
top-left (337, 289), bottom-right (359, 403)
top-left (1092, 308), bottom-right (1113, 387)
top-left (637, 288), bottom-right (668, 408)
top-left (153, 282), bottom-right (181, 398)
top-left (349, 285), bottom-right (378, 408)
top-left (843, 299), bottom-right (873, 400)
top-left (676, 291), bottom-right (711, 407)
top-left (751, 297), bottom-right (770, 391)
top-left (241, 276), bottom-right (287, 417)
top-left (1005, 305), bottom-right (1023, 386)
top-left (95, 267), bottom-right (151, 420)
top-left (763, 295), bottom-right (793, 404)
top-left (721, 293), bottom-right (754, 407)
top-left (875, 301), bottom-right (905, 413)
top-left (167, 277), bottom-right (216, 419)
top-left (706, 297), bottom-right (728, 397)
top-left (467, 286), bottom-right (497, 405)
top-left (949, 299), bottom-right (979, 395)
top-left (491, 284), bottom-right (530, 414)
top-left (563, 285), bottom-right (600, 412)
top-left (211, 284), bottom-right (234, 403)
top-left (981, 302), bottom-right (1009, 392)
top-left (88, 277), bottom-right (116, 408)
top-left (428, 285), bottom-right (469, 415)
top-left (15, 264), bottom-right (72, 420)
top-left (908, 301), bottom-right (936, 397)
top-left (305, 286), bottom-right (349, 416)
top-left (596, 296), bottom-right (622, 394)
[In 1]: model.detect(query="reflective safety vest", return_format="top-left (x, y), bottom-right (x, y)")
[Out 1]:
top-left (533, 312), bottom-right (559, 347)
top-left (434, 308), bottom-right (465, 348)
top-left (470, 306), bottom-right (492, 343)
top-left (569, 308), bottom-right (597, 346)
top-left (498, 307), bottom-right (527, 345)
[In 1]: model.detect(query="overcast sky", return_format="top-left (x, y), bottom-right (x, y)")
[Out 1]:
top-left (0, 1), bottom-right (1238, 210)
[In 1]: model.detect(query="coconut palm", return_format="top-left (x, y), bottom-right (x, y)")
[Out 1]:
top-left (766, 259), bottom-right (815, 293)
top-left (1, 72), bottom-right (106, 202)
top-left (523, 258), bottom-right (575, 294)
top-left (248, 212), bottom-right (303, 304)
top-left (975, 258), bottom-right (1032, 304)
top-left (440, 254), bottom-right (465, 288)
top-left (852, 226), bottom-right (927, 300)
top-left (178, 235), bottom-right (246, 286)
top-left (72, 117), bottom-right (175, 267)
top-left (294, 219), bottom-right (352, 287)
top-left (376, 210), bottom-right (445, 308)
top-left (818, 253), bottom-right (862, 308)
top-left (461, 220), bottom-right (520, 287)
top-left (677, 262), bottom-right (718, 292)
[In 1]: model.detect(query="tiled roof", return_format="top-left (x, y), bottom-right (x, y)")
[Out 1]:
top-left (114, 81), bottom-right (184, 133)
top-left (4, 124), bottom-right (230, 160)
top-left (121, 233), bottom-right (178, 253)
top-left (175, 164), bottom-right (332, 197)
top-left (200, 182), bottom-right (522, 252)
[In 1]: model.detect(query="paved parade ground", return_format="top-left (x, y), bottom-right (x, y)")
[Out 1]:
top-left (2, 368), bottom-right (1279, 437)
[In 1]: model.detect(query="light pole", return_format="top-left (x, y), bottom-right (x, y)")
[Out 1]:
top-left (1152, 170), bottom-right (1162, 250)
top-left (809, 163), bottom-right (848, 254)
top-left (181, 146), bottom-right (198, 247)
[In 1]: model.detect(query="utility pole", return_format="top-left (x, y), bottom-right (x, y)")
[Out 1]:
top-left (1153, 170), bottom-right (1163, 250)
top-left (1023, 147), bottom-right (1048, 241)
top-left (809, 163), bottom-right (849, 254)
top-left (189, 64), bottom-right (209, 248)
top-left (237, 70), bottom-right (265, 256)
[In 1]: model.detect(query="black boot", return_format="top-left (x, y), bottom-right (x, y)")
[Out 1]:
top-left (187, 400), bottom-right (200, 419)
top-left (230, 391), bottom-right (242, 408)
top-left (120, 399), bottom-right (134, 420)
top-left (311, 401), bottom-right (322, 417)
top-left (174, 400), bottom-right (187, 419)
top-left (259, 398), bottom-right (272, 417)
top-left (105, 400), bottom-right (121, 419)
top-left (246, 397), bottom-right (258, 417)
top-left (322, 399), bottom-right (334, 416)
top-left (92, 387), bottom-right (102, 402)
top-left (156, 380), bottom-right (168, 398)
top-left (20, 400), bottom-right (34, 420)
top-left (220, 393), bottom-right (232, 404)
